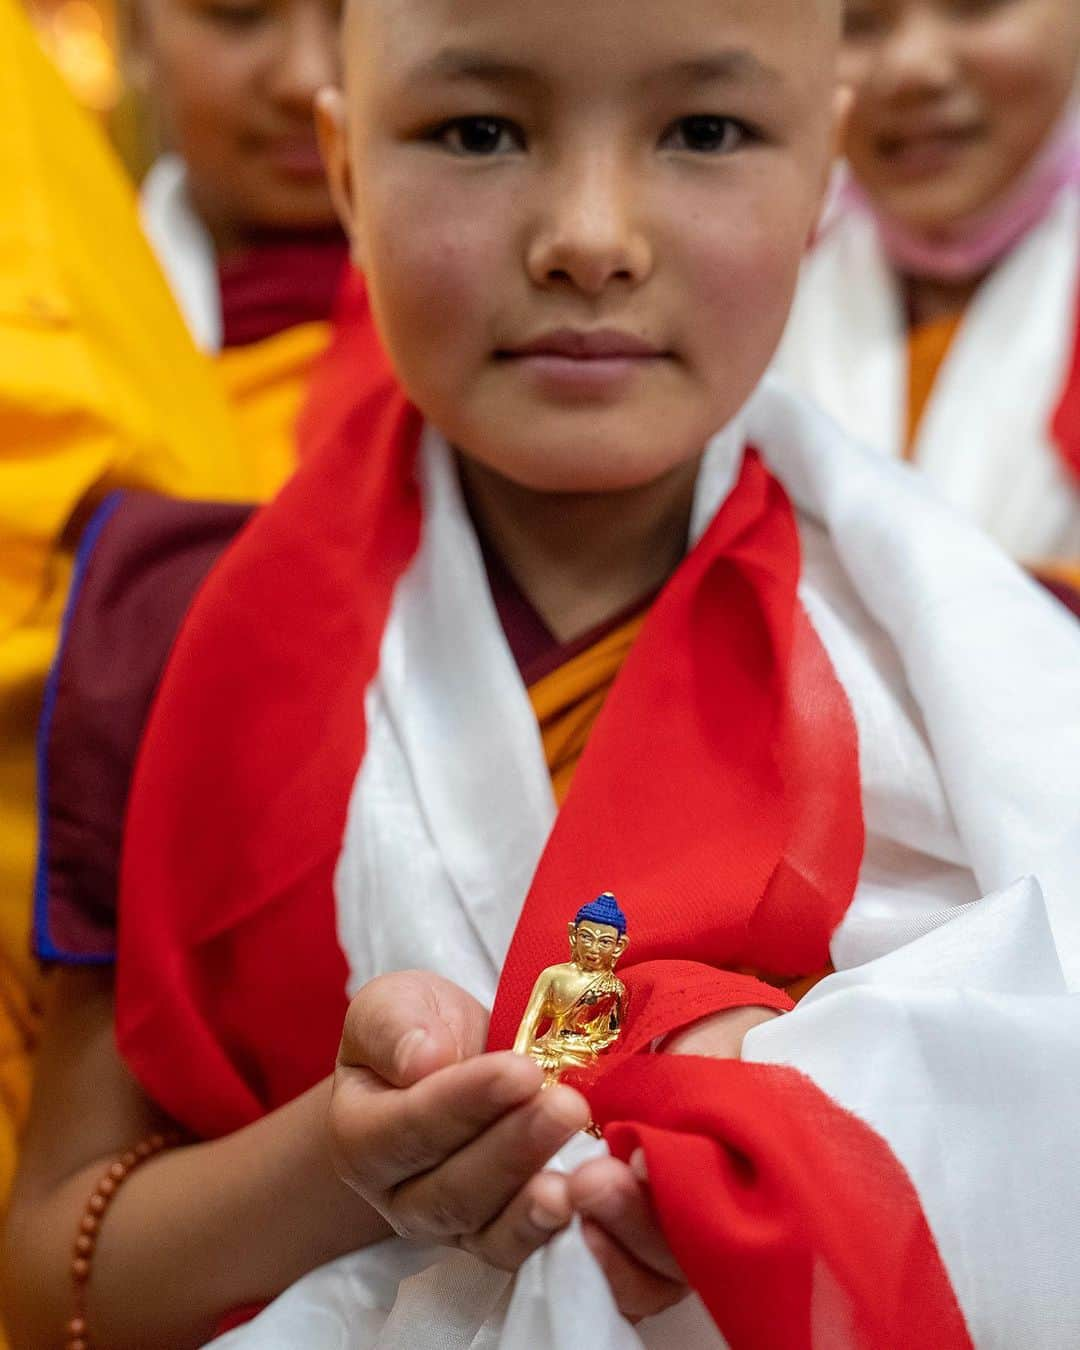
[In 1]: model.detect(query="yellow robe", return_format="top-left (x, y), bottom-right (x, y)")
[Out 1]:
top-left (0, 0), bottom-right (272, 1241)
top-left (216, 320), bottom-right (333, 499)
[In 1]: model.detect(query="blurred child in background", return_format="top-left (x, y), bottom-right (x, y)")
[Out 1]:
top-left (777, 0), bottom-right (1080, 596)
top-left (133, 0), bottom-right (348, 493)
top-left (0, 0), bottom-right (345, 1256)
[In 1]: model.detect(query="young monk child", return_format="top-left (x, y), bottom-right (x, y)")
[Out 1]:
top-left (0, 0), bottom-right (345, 1218)
top-left (0, 0), bottom-right (263, 1256)
top-left (6, 0), bottom-right (1080, 1347)
top-left (133, 0), bottom-right (349, 493)
top-left (776, 0), bottom-right (1080, 589)
top-left (0, 0), bottom-right (349, 1247)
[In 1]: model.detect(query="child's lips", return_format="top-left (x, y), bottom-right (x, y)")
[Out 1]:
top-left (505, 328), bottom-right (664, 360)
top-left (497, 329), bottom-right (668, 399)
top-left (263, 136), bottom-right (327, 180)
top-left (874, 120), bottom-right (984, 180)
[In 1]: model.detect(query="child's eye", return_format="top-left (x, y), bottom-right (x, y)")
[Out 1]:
top-left (843, 4), bottom-right (887, 39)
top-left (202, 0), bottom-right (267, 27)
top-left (947, 0), bottom-right (1012, 17)
top-left (434, 117), bottom-right (524, 157)
top-left (661, 115), bottom-right (752, 155)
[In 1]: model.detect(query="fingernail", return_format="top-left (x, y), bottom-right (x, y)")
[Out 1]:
top-left (394, 1027), bottom-right (429, 1080)
top-left (534, 1086), bottom-right (588, 1141)
top-left (629, 1148), bottom-right (648, 1181)
top-left (528, 1201), bottom-right (567, 1232)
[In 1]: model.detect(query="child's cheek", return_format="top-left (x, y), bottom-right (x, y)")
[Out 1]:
top-left (362, 184), bottom-right (506, 401)
top-left (683, 190), bottom-right (808, 392)
top-left (963, 26), bottom-right (1073, 201)
top-left (153, 24), bottom-right (257, 165)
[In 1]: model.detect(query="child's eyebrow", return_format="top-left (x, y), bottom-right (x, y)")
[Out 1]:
top-left (409, 48), bottom-right (543, 90)
top-left (663, 51), bottom-right (784, 89)
top-left (409, 46), bottom-right (783, 92)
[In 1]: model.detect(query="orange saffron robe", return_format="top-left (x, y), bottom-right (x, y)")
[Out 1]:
top-left (904, 311), bottom-right (965, 457)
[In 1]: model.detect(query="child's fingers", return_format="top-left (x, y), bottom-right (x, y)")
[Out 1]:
top-left (389, 1082), bottom-right (588, 1240)
top-left (580, 1218), bottom-right (688, 1323)
top-left (462, 1169), bottom-right (574, 1271)
top-left (331, 1051), bottom-right (544, 1195)
top-left (568, 1155), bottom-right (685, 1283)
top-left (338, 971), bottom-right (489, 1087)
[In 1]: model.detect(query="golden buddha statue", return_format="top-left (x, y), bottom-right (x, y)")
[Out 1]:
top-left (513, 892), bottom-right (629, 1084)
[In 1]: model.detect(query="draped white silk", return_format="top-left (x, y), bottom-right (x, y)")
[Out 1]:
top-left (208, 378), bottom-right (1080, 1350)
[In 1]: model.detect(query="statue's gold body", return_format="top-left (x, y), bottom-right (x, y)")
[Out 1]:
top-left (513, 914), bottom-right (628, 1084)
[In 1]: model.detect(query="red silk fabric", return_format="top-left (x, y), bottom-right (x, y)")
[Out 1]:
top-left (117, 268), bottom-right (970, 1346)
top-left (482, 417), bottom-right (971, 1345)
top-left (1051, 268), bottom-right (1080, 485)
top-left (487, 447), bottom-right (863, 1051)
top-left (594, 1057), bottom-right (971, 1350)
top-left (117, 278), bottom-right (419, 1134)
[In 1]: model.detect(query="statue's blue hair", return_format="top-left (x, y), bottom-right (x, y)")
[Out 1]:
top-left (574, 892), bottom-right (627, 935)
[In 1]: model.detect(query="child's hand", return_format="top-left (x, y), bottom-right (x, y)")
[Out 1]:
top-left (328, 970), bottom-right (590, 1269)
top-left (564, 1005), bottom-right (780, 1321)
top-left (568, 1152), bottom-right (688, 1322)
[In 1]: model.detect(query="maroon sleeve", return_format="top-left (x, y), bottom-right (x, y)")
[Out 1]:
top-left (34, 491), bottom-right (254, 963)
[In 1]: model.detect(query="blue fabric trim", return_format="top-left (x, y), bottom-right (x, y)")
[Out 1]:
top-left (33, 492), bottom-right (125, 965)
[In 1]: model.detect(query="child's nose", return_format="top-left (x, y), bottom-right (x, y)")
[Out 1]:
top-left (526, 153), bottom-right (653, 297)
top-left (266, 0), bottom-right (341, 112)
top-left (875, 8), bottom-right (960, 101)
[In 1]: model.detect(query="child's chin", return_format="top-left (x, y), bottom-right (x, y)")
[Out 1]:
top-left (491, 445), bottom-right (692, 495)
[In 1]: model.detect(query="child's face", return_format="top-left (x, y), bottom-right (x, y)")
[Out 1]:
top-left (136, 0), bottom-right (342, 242)
top-left (321, 0), bottom-right (839, 494)
top-left (840, 0), bottom-right (1080, 234)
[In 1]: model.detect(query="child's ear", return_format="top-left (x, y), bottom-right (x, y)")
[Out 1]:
top-left (315, 86), bottom-right (365, 271)
top-left (807, 82), bottom-right (853, 248)
top-left (831, 83), bottom-right (854, 163)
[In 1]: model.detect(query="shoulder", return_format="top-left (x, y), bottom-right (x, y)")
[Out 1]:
top-left (34, 490), bottom-right (254, 962)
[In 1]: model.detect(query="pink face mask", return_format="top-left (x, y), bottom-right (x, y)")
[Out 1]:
top-left (841, 104), bottom-right (1080, 283)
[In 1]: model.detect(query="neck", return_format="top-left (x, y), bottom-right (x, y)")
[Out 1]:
top-left (904, 272), bottom-right (982, 327)
top-left (459, 456), bottom-right (700, 643)
top-left (185, 183), bottom-right (243, 258)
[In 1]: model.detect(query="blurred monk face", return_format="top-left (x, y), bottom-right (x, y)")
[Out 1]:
top-left (135, 0), bottom-right (341, 246)
top-left (840, 0), bottom-right (1080, 234)
top-left (319, 0), bottom-right (841, 494)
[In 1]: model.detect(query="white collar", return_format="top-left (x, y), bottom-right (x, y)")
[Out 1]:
top-left (139, 155), bottom-right (222, 352)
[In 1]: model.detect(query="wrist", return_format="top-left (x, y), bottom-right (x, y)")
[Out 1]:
top-left (658, 1005), bottom-right (782, 1059)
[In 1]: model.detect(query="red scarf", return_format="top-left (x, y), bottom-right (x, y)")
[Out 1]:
top-left (117, 269), bottom-right (971, 1348)
top-left (1052, 266), bottom-right (1080, 484)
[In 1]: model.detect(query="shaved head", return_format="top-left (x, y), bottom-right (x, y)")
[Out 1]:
top-left (318, 0), bottom-right (844, 492)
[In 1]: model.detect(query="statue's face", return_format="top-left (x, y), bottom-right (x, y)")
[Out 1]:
top-left (568, 921), bottom-right (628, 972)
